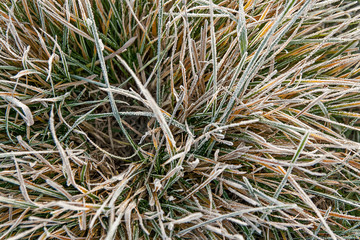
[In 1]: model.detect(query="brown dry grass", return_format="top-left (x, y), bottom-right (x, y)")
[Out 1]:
top-left (0, 0), bottom-right (360, 239)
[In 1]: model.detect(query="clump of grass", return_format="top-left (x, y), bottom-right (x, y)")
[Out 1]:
top-left (0, 0), bottom-right (360, 239)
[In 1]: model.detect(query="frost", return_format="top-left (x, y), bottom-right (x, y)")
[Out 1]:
top-left (99, 39), bottom-right (105, 51)
top-left (153, 179), bottom-right (162, 192)
top-left (85, 18), bottom-right (93, 27)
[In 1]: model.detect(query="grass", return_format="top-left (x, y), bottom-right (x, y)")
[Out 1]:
top-left (0, 0), bottom-right (360, 239)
